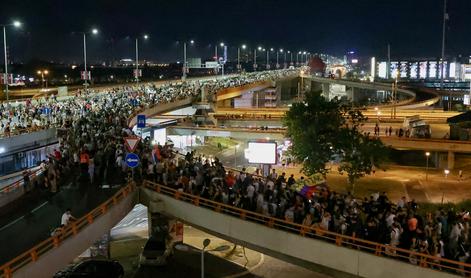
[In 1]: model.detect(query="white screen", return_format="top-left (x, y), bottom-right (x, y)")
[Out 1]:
top-left (410, 63), bottom-right (418, 79)
top-left (449, 62), bottom-right (456, 78)
top-left (246, 142), bottom-right (277, 164)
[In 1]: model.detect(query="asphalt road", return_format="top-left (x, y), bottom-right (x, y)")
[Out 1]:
top-left (0, 182), bottom-right (119, 264)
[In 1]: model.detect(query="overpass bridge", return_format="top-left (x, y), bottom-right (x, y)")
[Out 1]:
top-left (1, 180), bottom-right (467, 278)
top-left (169, 125), bottom-right (470, 169)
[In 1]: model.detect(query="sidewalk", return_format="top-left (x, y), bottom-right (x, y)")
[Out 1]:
top-left (110, 226), bottom-right (263, 278)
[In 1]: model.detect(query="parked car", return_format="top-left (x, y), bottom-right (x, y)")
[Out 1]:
top-left (54, 259), bottom-right (124, 278)
top-left (139, 232), bottom-right (172, 267)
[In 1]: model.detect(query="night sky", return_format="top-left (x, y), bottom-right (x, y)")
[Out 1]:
top-left (1, 0), bottom-right (471, 63)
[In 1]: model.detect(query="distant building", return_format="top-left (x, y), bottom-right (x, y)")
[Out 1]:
top-left (447, 111), bottom-right (471, 140)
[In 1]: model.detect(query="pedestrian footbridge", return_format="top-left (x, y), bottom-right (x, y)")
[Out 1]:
top-left (2, 181), bottom-right (469, 278)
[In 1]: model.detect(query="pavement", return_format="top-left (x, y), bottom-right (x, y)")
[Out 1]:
top-left (110, 225), bottom-right (331, 278)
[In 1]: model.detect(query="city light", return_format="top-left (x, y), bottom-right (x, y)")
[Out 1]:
top-left (257, 46), bottom-right (262, 51)
top-left (92, 28), bottom-right (98, 34)
top-left (190, 39), bottom-right (195, 44)
top-left (143, 34), bottom-right (149, 39)
top-left (241, 44), bottom-right (246, 49)
top-left (270, 48), bottom-right (274, 51)
top-left (219, 42), bottom-right (224, 47)
top-left (12, 21), bottom-right (21, 28)
top-left (279, 49), bottom-right (283, 53)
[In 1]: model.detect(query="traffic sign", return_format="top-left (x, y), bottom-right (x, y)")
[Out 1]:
top-left (137, 114), bottom-right (146, 128)
top-left (81, 71), bottom-right (91, 80)
top-left (124, 136), bottom-right (140, 152)
top-left (125, 153), bottom-right (139, 168)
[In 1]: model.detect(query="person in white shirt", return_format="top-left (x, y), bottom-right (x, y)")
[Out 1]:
top-left (61, 208), bottom-right (76, 226)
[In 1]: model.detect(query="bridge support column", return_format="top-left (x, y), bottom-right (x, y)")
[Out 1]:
top-left (321, 83), bottom-right (330, 100)
top-left (448, 151), bottom-right (455, 170)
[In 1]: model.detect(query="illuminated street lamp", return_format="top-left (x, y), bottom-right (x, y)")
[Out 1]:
top-left (237, 44), bottom-right (246, 72)
top-left (2, 20), bottom-right (22, 100)
top-left (266, 48), bottom-right (274, 70)
top-left (135, 34), bottom-right (149, 83)
top-left (254, 46), bottom-right (262, 71)
top-left (234, 144), bottom-right (240, 168)
top-left (425, 152), bottom-right (431, 181)
top-left (182, 39), bottom-right (194, 81)
top-left (37, 70), bottom-right (49, 88)
top-left (444, 169), bottom-right (450, 179)
top-left (82, 28), bottom-right (99, 88)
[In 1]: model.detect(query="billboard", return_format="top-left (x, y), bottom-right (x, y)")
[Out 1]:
top-left (410, 63), bottom-right (418, 79)
top-left (419, 62), bottom-right (427, 78)
top-left (400, 62), bottom-right (408, 78)
top-left (390, 62), bottom-right (398, 78)
top-left (463, 64), bottom-right (471, 80)
top-left (429, 62), bottom-right (437, 78)
top-left (378, 62), bottom-right (387, 78)
top-left (449, 62), bottom-right (456, 78)
top-left (245, 141), bottom-right (277, 164)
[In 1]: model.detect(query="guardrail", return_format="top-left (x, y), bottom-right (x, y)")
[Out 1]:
top-left (0, 168), bottom-right (43, 195)
top-left (0, 183), bottom-right (135, 278)
top-left (142, 180), bottom-right (471, 277)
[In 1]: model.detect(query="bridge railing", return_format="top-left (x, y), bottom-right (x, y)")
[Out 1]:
top-left (0, 168), bottom-right (44, 195)
top-left (0, 183), bottom-right (135, 278)
top-left (142, 180), bottom-right (471, 277)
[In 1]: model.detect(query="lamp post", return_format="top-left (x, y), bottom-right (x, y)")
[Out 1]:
top-left (182, 39), bottom-right (194, 81)
top-left (238, 44), bottom-right (246, 72)
top-left (254, 46), bottom-right (262, 71)
top-left (276, 49), bottom-right (281, 69)
top-left (37, 70), bottom-right (49, 88)
top-left (444, 169), bottom-right (450, 179)
top-left (219, 42), bottom-right (225, 77)
top-left (199, 239), bottom-right (231, 278)
top-left (288, 51), bottom-right (293, 66)
top-left (234, 144), bottom-right (240, 168)
top-left (135, 34), bottom-right (148, 83)
top-left (2, 20), bottom-right (21, 101)
top-left (82, 28), bottom-right (98, 88)
top-left (425, 152), bottom-right (431, 181)
top-left (296, 51), bottom-right (301, 67)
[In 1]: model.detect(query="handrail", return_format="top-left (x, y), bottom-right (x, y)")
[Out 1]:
top-left (0, 183), bottom-right (135, 278)
top-left (0, 168), bottom-right (44, 195)
top-left (142, 180), bottom-right (471, 276)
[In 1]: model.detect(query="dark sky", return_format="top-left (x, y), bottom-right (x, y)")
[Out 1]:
top-left (1, 0), bottom-right (471, 63)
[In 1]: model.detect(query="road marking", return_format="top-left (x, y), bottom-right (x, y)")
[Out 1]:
top-left (223, 253), bottom-right (265, 278)
top-left (0, 201), bottom-right (49, 232)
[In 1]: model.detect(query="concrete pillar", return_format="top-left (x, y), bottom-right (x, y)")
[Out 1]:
top-left (448, 151), bottom-right (455, 170)
top-left (322, 83), bottom-right (330, 100)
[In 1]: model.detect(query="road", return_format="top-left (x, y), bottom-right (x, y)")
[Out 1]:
top-left (0, 182), bottom-right (119, 264)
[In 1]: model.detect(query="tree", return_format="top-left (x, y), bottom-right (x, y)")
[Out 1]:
top-left (283, 91), bottom-right (344, 177)
top-left (283, 90), bottom-right (388, 187)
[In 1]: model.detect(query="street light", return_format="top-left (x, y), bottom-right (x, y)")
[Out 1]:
top-left (37, 70), bottom-right (49, 88)
top-left (237, 44), bottom-right (246, 72)
top-left (425, 152), bottom-right (431, 181)
top-left (234, 144), bottom-right (240, 168)
top-left (2, 20), bottom-right (22, 100)
top-left (135, 34), bottom-right (149, 83)
top-left (200, 239), bottom-right (230, 278)
top-left (254, 46), bottom-right (262, 71)
top-left (182, 39), bottom-right (195, 81)
top-left (82, 28), bottom-right (99, 88)
top-left (444, 169), bottom-right (450, 179)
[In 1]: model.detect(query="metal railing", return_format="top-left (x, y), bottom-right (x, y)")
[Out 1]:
top-left (0, 183), bottom-right (135, 278)
top-left (0, 168), bottom-right (44, 195)
top-left (142, 180), bottom-right (471, 277)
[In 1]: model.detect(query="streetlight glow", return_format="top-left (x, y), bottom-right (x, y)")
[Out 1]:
top-left (270, 48), bottom-right (274, 51)
top-left (257, 46), bottom-right (262, 51)
top-left (219, 42), bottom-right (224, 47)
top-left (190, 39), bottom-right (195, 44)
top-left (242, 44), bottom-right (246, 49)
top-left (91, 28), bottom-right (98, 34)
top-left (143, 34), bottom-right (149, 40)
top-left (426, 152), bottom-right (430, 157)
top-left (280, 49), bottom-right (283, 53)
top-left (12, 21), bottom-right (21, 28)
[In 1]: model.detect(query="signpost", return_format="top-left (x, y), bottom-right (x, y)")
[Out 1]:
top-left (125, 153), bottom-right (140, 168)
top-left (137, 114), bottom-right (146, 128)
top-left (124, 136), bottom-right (140, 153)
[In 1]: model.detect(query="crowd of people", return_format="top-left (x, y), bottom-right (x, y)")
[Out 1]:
top-left (141, 148), bottom-right (471, 270)
top-left (13, 68), bottom-right (471, 271)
